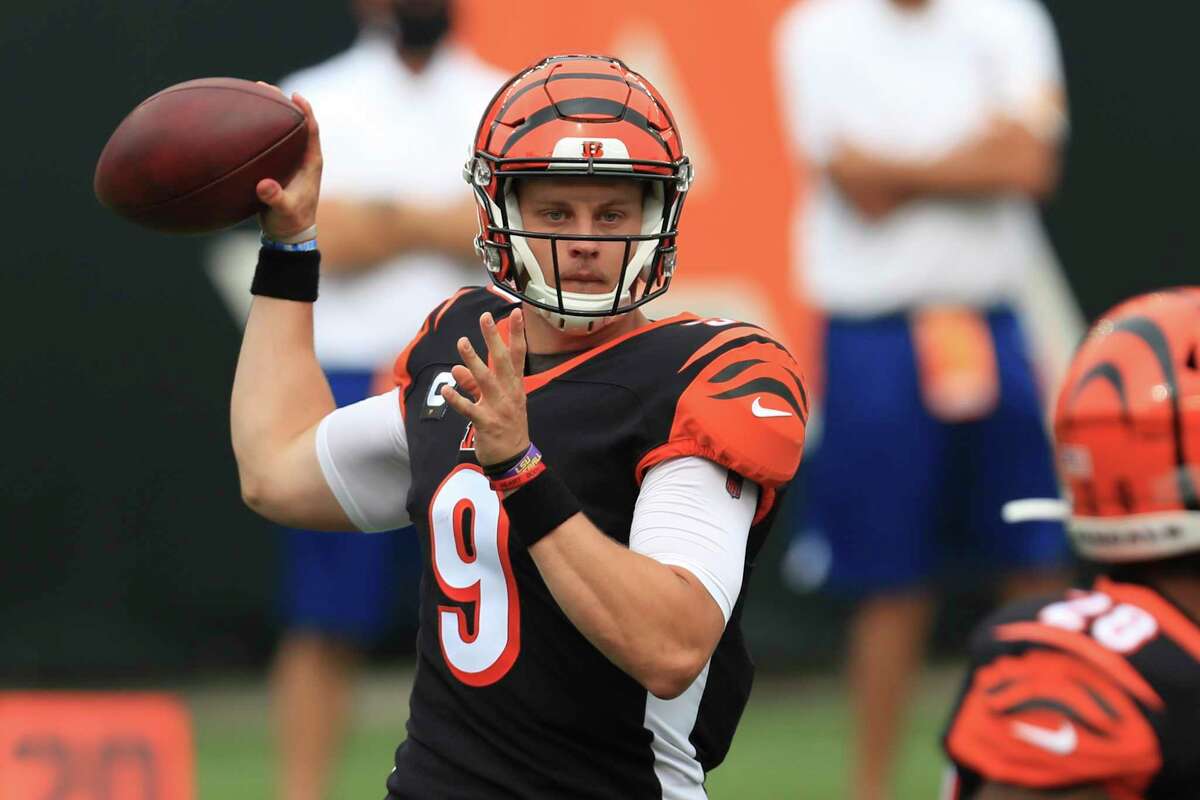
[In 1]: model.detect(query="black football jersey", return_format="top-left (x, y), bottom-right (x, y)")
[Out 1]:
top-left (943, 576), bottom-right (1200, 799)
top-left (383, 287), bottom-right (806, 799)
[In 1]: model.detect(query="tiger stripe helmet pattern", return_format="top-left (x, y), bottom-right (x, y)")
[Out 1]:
top-left (463, 54), bottom-right (694, 332)
top-left (1054, 288), bottom-right (1200, 561)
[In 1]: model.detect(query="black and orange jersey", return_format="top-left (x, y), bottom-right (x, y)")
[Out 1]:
top-left (386, 287), bottom-right (806, 799)
top-left (943, 577), bottom-right (1200, 800)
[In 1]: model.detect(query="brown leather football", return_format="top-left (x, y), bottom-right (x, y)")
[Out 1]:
top-left (94, 78), bottom-right (307, 234)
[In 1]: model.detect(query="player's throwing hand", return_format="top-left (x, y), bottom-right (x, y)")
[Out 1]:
top-left (441, 310), bottom-right (531, 467)
top-left (255, 88), bottom-right (323, 241)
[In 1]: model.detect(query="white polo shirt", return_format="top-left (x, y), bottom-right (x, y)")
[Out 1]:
top-left (775, 0), bottom-right (1067, 317)
top-left (281, 34), bottom-right (507, 370)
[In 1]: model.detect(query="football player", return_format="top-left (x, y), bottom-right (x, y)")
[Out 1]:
top-left (942, 289), bottom-right (1200, 799)
top-left (232, 55), bottom-right (806, 798)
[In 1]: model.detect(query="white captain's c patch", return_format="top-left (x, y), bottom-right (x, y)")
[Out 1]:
top-left (422, 370), bottom-right (457, 420)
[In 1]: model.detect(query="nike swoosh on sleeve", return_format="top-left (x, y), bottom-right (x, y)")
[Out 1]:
top-left (751, 397), bottom-right (792, 418)
top-left (1011, 721), bottom-right (1077, 755)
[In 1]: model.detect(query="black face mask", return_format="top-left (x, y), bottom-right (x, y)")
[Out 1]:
top-left (394, 2), bottom-right (452, 53)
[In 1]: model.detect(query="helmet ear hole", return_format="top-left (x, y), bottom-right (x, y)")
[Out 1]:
top-left (1187, 344), bottom-right (1198, 371)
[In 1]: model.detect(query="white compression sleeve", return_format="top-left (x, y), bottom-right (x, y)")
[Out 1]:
top-left (315, 388), bottom-right (413, 532)
top-left (629, 457), bottom-right (759, 624)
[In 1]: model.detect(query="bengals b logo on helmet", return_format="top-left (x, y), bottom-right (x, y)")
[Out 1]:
top-left (1053, 288), bottom-right (1200, 562)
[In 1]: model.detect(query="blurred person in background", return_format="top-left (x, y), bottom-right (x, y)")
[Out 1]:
top-left (263, 2), bottom-right (504, 799)
top-left (943, 288), bottom-right (1200, 799)
top-left (775, 1), bottom-right (1071, 797)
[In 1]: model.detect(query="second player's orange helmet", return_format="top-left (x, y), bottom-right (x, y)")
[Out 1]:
top-left (463, 54), bottom-right (693, 332)
top-left (1052, 288), bottom-right (1200, 561)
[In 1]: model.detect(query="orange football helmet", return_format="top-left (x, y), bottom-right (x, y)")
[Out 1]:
top-left (463, 54), bottom-right (693, 332)
top-left (1050, 288), bottom-right (1200, 561)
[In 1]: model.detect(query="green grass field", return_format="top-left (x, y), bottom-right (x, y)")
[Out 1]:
top-left (188, 665), bottom-right (960, 799)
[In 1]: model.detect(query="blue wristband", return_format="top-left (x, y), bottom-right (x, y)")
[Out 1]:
top-left (260, 234), bottom-right (318, 252)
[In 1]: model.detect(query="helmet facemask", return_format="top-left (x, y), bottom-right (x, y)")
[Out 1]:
top-left (468, 156), bottom-right (690, 333)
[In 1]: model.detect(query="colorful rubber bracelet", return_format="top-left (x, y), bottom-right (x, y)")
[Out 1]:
top-left (482, 445), bottom-right (531, 478)
top-left (485, 442), bottom-right (541, 480)
top-left (487, 443), bottom-right (545, 492)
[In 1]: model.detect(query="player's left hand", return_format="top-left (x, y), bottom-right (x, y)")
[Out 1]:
top-left (441, 310), bottom-right (531, 467)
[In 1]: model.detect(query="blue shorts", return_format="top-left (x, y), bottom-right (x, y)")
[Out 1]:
top-left (797, 309), bottom-right (1066, 596)
top-left (279, 370), bottom-right (419, 645)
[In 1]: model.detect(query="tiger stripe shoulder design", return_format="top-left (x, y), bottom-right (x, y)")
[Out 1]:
top-left (943, 578), bottom-right (1200, 799)
top-left (633, 318), bottom-right (807, 522)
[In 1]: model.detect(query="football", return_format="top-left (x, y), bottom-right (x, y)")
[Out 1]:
top-left (94, 77), bottom-right (307, 234)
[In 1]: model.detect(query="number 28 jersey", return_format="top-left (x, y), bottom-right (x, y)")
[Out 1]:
top-left (385, 288), bottom-right (807, 799)
top-left (943, 577), bottom-right (1200, 799)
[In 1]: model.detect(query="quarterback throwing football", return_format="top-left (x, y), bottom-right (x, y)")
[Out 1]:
top-left (232, 55), bottom-right (806, 799)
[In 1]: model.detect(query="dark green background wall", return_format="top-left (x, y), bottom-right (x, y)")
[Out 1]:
top-left (2, 1), bottom-right (359, 678)
top-left (2, 1), bottom-right (1197, 680)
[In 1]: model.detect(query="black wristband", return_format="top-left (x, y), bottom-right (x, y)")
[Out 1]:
top-left (501, 466), bottom-right (582, 547)
top-left (251, 247), bottom-right (320, 302)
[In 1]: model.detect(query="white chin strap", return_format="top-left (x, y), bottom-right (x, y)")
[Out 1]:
top-left (498, 181), bottom-right (664, 333)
